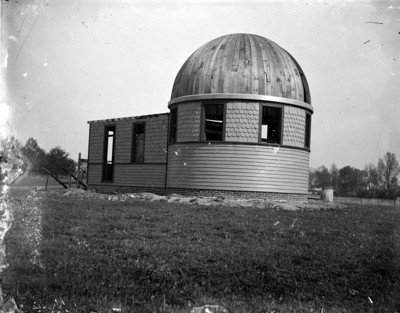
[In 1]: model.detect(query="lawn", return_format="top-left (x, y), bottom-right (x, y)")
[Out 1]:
top-left (3, 191), bottom-right (400, 313)
top-left (11, 173), bottom-right (85, 189)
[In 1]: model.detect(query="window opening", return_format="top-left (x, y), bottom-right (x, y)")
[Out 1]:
top-left (169, 108), bottom-right (178, 143)
top-left (261, 106), bottom-right (282, 144)
top-left (204, 103), bottom-right (224, 141)
top-left (132, 123), bottom-right (145, 163)
top-left (102, 126), bottom-right (115, 181)
top-left (305, 113), bottom-right (311, 149)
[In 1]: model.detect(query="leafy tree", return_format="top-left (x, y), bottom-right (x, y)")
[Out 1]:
top-left (308, 167), bottom-right (316, 189)
top-left (0, 137), bottom-right (29, 183)
top-left (339, 166), bottom-right (362, 196)
top-left (45, 146), bottom-right (76, 177)
top-left (376, 152), bottom-right (400, 190)
top-left (330, 163), bottom-right (340, 191)
top-left (21, 137), bottom-right (46, 174)
top-left (314, 165), bottom-right (331, 188)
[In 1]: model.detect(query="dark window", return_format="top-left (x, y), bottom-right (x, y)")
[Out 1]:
top-left (132, 123), bottom-right (145, 163)
top-left (102, 126), bottom-right (115, 181)
top-left (203, 103), bottom-right (224, 141)
top-left (305, 113), bottom-right (311, 149)
top-left (169, 108), bottom-right (178, 143)
top-left (261, 106), bottom-right (282, 144)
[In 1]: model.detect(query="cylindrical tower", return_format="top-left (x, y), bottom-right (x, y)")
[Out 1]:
top-left (166, 33), bottom-right (313, 200)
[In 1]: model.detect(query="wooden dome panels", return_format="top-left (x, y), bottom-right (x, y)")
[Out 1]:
top-left (171, 33), bottom-right (311, 105)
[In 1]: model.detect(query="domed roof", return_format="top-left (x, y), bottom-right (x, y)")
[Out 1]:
top-left (171, 33), bottom-right (311, 104)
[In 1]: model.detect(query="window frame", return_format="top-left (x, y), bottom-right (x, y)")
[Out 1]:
top-left (169, 107), bottom-right (178, 143)
top-left (102, 124), bottom-right (116, 182)
top-left (201, 101), bottom-right (226, 142)
top-left (258, 103), bottom-right (283, 145)
top-left (131, 121), bottom-right (146, 163)
top-left (305, 112), bottom-right (311, 149)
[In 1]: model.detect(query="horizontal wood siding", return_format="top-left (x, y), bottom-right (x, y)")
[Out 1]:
top-left (88, 164), bottom-right (102, 184)
top-left (167, 143), bottom-right (309, 193)
top-left (88, 164), bottom-right (165, 187)
top-left (114, 165), bottom-right (165, 187)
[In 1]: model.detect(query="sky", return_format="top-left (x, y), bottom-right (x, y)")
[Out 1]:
top-left (1, 0), bottom-right (399, 170)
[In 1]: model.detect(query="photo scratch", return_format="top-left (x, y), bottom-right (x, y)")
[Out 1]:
top-left (14, 15), bottom-right (39, 64)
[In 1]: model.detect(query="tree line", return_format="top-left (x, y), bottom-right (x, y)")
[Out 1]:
top-left (309, 152), bottom-right (400, 199)
top-left (1, 137), bottom-right (76, 178)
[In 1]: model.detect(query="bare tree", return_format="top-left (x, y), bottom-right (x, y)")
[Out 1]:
top-left (376, 152), bottom-right (400, 190)
top-left (330, 163), bottom-right (340, 191)
top-left (363, 163), bottom-right (378, 187)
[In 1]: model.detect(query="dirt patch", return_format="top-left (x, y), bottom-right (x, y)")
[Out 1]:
top-left (38, 188), bottom-right (347, 211)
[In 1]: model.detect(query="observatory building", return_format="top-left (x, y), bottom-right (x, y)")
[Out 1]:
top-left (87, 33), bottom-right (313, 200)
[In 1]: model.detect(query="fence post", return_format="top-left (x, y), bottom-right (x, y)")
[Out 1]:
top-left (361, 198), bottom-right (363, 205)
top-left (76, 153), bottom-right (81, 189)
top-left (69, 173), bottom-right (72, 188)
top-left (45, 174), bottom-right (49, 191)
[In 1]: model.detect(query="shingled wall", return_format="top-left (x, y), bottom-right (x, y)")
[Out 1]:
top-left (88, 123), bottom-right (105, 163)
top-left (283, 106), bottom-right (306, 148)
top-left (114, 119), bottom-right (132, 163)
top-left (225, 102), bottom-right (259, 142)
top-left (177, 102), bottom-right (201, 142)
top-left (145, 115), bottom-right (168, 163)
top-left (88, 114), bottom-right (168, 165)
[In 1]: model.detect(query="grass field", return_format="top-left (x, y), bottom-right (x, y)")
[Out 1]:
top-left (3, 191), bottom-right (400, 313)
top-left (11, 173), bottom-right (86, 189)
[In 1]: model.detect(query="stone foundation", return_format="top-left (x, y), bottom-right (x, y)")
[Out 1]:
top-left (88, 185), bottom-right (167, 196)
top-left (166, 188), bottom-right (306, 201)
top-left (88, 185), bottom-right (307, 201)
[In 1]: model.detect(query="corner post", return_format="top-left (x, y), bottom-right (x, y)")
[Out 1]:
top-left (76, 153), bottom-right (81, 189)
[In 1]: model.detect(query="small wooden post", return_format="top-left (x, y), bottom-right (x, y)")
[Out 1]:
top-left (69, 173), bottom-right (72, 188)
top-left (76, 153), bottom-right (81, 189)
top-left (45, 174), bottom-right (49, 191)
top-left (361, 198), bottom-right (363, 205)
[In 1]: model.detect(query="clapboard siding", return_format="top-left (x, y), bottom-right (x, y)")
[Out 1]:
top-left (167, 143), bottom-right (309, 193)
top-left (87, 164), bottom-right (102, 184)
top-left (114, 165), bottom-right (165, 187)
top-left (88, 164), bottom-right (165, 187)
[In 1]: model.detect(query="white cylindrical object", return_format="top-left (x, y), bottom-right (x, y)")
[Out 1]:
top-left (321, 187), bottom-right (333, 202)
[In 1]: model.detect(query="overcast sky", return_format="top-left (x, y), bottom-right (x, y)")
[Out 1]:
top-left (1, 0), bottom-right (399, 170)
